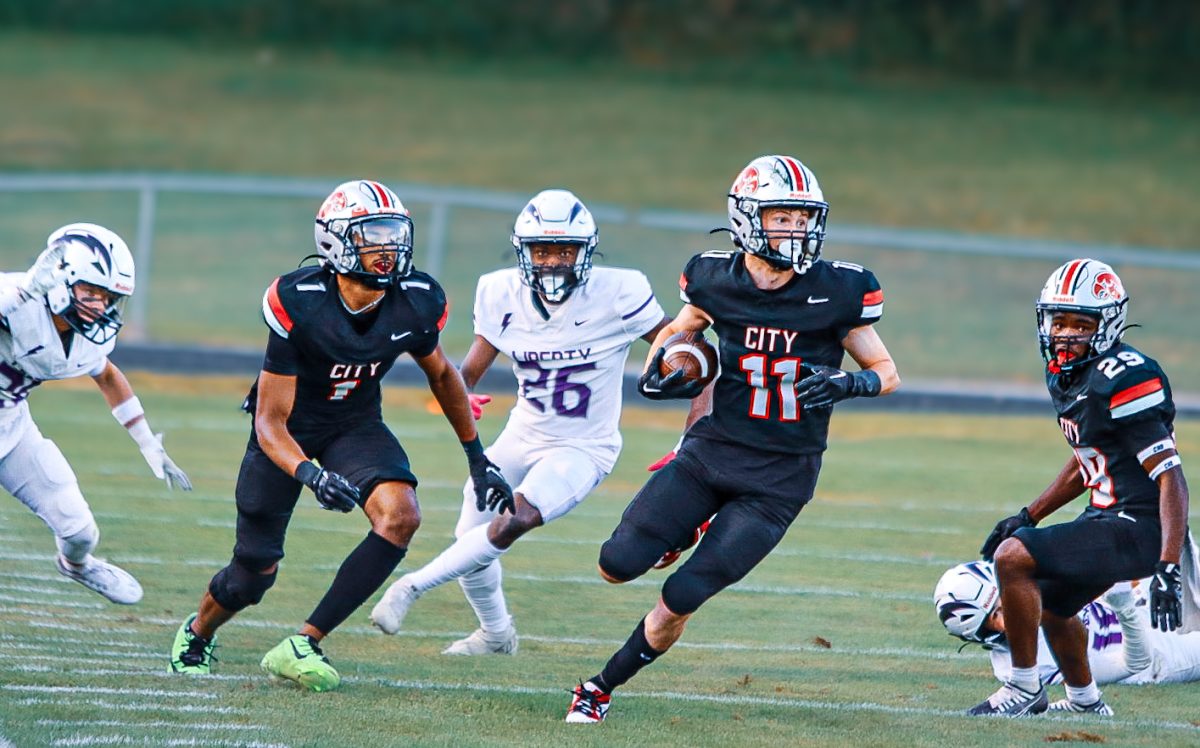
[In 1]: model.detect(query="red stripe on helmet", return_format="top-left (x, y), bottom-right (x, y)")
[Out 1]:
top-left (266, 278), bottom-right (294, 332)
top-left (781, 157), bottom-right (807, 191)
top-left (863, 289), bottom-right (884, 305)
top-left (1059, 260), bottom-right (1084, 296)
top-left (375, 182), bottom-right (393, 208)
top-left (1110, 377), bottom-right (1163, 408)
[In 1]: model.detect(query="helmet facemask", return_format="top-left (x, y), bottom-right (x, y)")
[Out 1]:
top-left (320, 214), bottom-right (414, 287)
top-left (516, 240), bottom-right (593, 304)
top-left (736, 200), bottom-right (829, 274)
top-left (50, 281), bottom-right (129, 345)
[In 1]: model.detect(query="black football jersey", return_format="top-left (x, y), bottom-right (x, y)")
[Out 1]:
top-left (680, 251), bottom-right (883, 454)
top-left (245, 265), bottom-right (448, 431)
top-left (1047, 342), bottom-right (1176, 516)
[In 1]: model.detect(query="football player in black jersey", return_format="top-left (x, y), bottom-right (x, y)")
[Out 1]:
top-left (970, 259), bottom-right (1189, 717)
top-left (168, 180), bottom-right (512, 691)
top-left (565, 155), bottom-right (900, 723)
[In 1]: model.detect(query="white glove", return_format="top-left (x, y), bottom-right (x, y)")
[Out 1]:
top-left (140, 432), bottom-right (193, 491)
top-left (22, 243), bottom-right (69, 299)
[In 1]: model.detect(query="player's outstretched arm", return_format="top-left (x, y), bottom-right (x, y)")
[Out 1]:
top-left (1149, 454), bottom-right (1189, 631)
top-left (416, 345), bottom-right (515, 514)
top-left (92, 361), bottom-right (192, 490)
top-left (459, 335), bottom-right (501, 420)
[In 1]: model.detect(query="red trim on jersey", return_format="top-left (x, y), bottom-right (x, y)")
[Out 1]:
top-left (370, 181), bottom-right (391, 208)
top-left (679, 273), bottom-right (688, 292)
top-left (436, 302), bottom-right (449, 331)
top-left (862, 289), bottom-right (884, 306)
top-left (781, 157), bottom-right (806, 191)
top-left (1110, 377), bottom-right (1163, 408)
top-left (1059, 260), bottom-right (1084, 295)
top-left (266, 278), bottom-right (294, 332)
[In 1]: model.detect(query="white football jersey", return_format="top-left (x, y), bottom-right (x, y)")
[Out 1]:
top-left (0, 272), bottom-right (112, 408)
top-left (989, 591), bottom-right (1200, 685)
top-left (474, 267), bottom-right (664, 471)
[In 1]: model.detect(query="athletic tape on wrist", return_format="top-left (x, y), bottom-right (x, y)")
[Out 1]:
top-left (111, 396), bottom-right (145, 426)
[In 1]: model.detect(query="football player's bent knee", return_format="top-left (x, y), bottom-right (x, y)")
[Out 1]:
top-left (598, 532), bottom-right (659, 583)
top-left (994, 537), bottom-right (1032, 574)
top-left (56, 521), bottom-right (99, 564)
top-left (661, 570), bottom-right (723, 616)
top-left (209, 557), bottom-right (278, 612)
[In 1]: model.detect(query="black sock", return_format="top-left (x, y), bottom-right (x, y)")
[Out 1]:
top-left (593, 618), bottom-right (663, 694)
top-left (306, 532), bottom-right (406, 635)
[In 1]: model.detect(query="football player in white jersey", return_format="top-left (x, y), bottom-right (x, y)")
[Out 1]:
top-left (0, 223), bottom-right (190, 604)
top-left (371, 189), bottom-right (671, 654)
top-left (936, 562), bottom-right (1200, 703)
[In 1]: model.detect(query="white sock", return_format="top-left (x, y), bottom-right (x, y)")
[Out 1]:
top-left (458, 560), bottom-right (512, 633)
top-left (406, 524), bottom-right (506, 594)
top-left (56, 522), bottom-right (99, 565)
top-left (1065, 681), bottom-right (1101, 705)
top-left (1008, 666), bottom-right (1040, 693)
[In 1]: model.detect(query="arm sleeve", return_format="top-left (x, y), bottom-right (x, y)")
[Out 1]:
top-left (617, 271), bottom-right (665, 338)
top-left (262, 330), bottom-right (299, 376)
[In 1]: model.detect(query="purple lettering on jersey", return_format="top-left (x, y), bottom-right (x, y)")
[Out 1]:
top-left (512, 348), bottom-right (593, 362)
top-left (0, 361), bottom-right (41, 404)
top-left (516, 360), bottom-right (596, 418)
top-left (1091, 631), bottom-right (1124, 651)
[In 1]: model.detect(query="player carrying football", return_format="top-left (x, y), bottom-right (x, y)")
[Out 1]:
top-left (0, 223), bottom-right (190, 605)
top-left (565, 155), bottom-right (901, 723)
top-left (970, 259), bottom-right (1190, 716)
top-left (370, 189), bottom-right (673, 655)
top-left (168, 180), bottom-right (512, 691)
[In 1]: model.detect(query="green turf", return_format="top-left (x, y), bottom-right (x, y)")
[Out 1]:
top-left (0, 377), bottom-right (1197, 747)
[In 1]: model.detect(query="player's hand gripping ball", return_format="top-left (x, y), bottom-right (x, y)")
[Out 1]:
top-left (658, 331), bottom-right (718, 388)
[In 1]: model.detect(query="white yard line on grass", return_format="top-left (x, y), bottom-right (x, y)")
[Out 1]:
top-left (53, 738), bottom-right (288, 748)
top-left (16, 698), bottom-right (246, 715)
top-left (1, 684), bottom-right (217, 699)
top-left (38, 720), bottom-right (265, 732)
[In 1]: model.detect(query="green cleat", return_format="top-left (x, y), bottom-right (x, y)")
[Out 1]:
top-left (169, 614), bottom-right (217, 674)
top-left (260, 635), bottom-right (341, 692)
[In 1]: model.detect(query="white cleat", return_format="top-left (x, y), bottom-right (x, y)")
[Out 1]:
top-left (370, 579), bottom-right (420, 634)
top-left (56, 554), bottom-right (143, 605)
top-left (442, 622), bottom-right (518, 656)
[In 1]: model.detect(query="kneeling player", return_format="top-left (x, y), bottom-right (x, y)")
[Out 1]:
top-left (971, 259), bottom-right (1190, 716)
top-left (0, 223), bottom-right (189, 605)
top-left (371, 189), bottom-right (672, 655)
top-left (168, 180), bottom-right (511, 691)
top-left (565, 155), bottom-right (900, 723)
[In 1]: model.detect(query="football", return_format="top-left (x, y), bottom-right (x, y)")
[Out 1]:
top-left (658, 331), bottom-right (718, 387)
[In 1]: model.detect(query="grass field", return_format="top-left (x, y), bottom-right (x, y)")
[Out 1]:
top-left (1, 375), bottom-right (1198, 747)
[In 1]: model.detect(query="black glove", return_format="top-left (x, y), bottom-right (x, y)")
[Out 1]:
top-left (295, 460), bottom-right (359, 513)
top-left (979, 507), bottom-right (1036, 561)
top-left (1150, 561), bottom-right (1183, 632)
top-left (637, 348), bottom-right (707, 401)
top-left (463, 437), bottom-right (515, 514)
top-left (794, 365), bottom-right (882, 409)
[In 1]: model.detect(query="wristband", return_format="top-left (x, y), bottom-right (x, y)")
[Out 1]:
top-left (851, 370), bottom-right (882, 398)
top-left (294, 460), bottom-right (319, 485)
top-left (461, 436), bottom-right (484, 460)
top-left (111, 396), bottom-right (145, 427)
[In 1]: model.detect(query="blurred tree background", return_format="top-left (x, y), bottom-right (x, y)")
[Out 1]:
top-left (3, 0), bottom-right (1197, 90)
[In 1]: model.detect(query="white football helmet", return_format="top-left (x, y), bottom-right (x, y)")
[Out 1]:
top-left (511, 189), bottom-right (598, 304)
top-left (934, 561), bottom-right (1004, 648)
top-left (727, 155), bottom-right (829, 274)
top-left (314, 180), bottom-right (414, 286)
top-left (41, 223), bottom-right (135, 345)
top-left (1036, 258), bottom-right (1129, 371)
